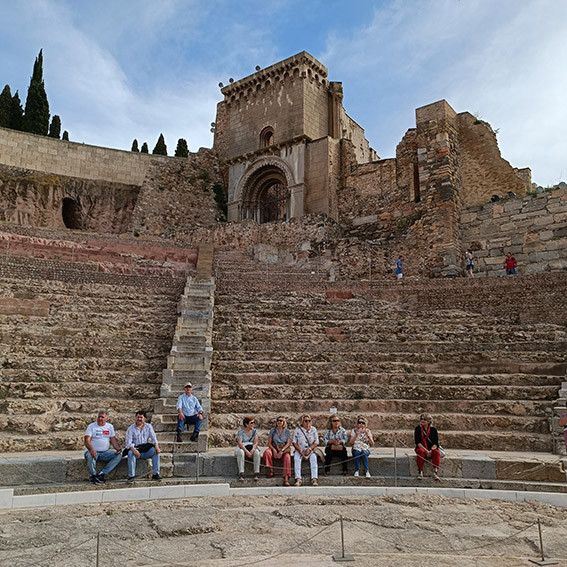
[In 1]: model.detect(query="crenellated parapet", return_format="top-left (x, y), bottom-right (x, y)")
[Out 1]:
top-left (220, 51), bottom-right (328, 105)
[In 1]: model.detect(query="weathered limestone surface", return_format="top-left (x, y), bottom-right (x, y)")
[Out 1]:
top-left (210, 249), bottom-right (567, 453)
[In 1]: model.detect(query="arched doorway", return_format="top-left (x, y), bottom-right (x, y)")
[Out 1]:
top-left (240, 165), bottom-right (290, 223)
top-left (62, 197), bottom-right (82, 229)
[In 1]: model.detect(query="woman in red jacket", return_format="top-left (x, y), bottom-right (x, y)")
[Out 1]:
top-left (415, 413), bottom-right (441, 481)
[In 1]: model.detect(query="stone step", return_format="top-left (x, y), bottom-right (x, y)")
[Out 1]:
top-left (210, 397), bottom-right (551, 416)
top-left (0, 357), bottom-right (166, 372)
top-left (0, 381), bottom-right (160, 399)
top-left (211, 370), bottom-right (562, 387)
top-left (207, 411), bottom-right (549, 434)
top-left (212, 349), bottom-right (567, 367)
top-left (206, 427), bottom-right (552, 452)
top-left (0, 369), bottom-right (160, 383)
top-left (210, 383), bottom-right (558, 401)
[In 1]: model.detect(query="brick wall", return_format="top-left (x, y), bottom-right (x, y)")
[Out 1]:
top-left (0, 126), bottom-right (155, 184)
top-left (461, 188), bottom-right (567, 275)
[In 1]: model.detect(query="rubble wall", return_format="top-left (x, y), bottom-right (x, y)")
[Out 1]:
top-left (461, 187), bottom-right (567, 275)
top-left (457, 112), bottom-right (529, 208)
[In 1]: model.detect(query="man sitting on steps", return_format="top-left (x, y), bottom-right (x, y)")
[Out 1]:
top-left (125, 411), bottom-right (161, 483)
top-left (84, 409), bottom-right (123, 484)
top-left (176, 382), bottom-right (204, 442)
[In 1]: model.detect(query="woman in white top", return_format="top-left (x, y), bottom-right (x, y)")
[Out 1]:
top-left (348, 415), bottom-right (374, 477)
top-left (235, 416), bottom-right (261, 481)
top-left (292, 414), bottom-right (319, 486)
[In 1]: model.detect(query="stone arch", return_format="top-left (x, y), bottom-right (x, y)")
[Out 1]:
top-left (259, 126), bottom-right (274, 148)
top-left (236, 157), bottom-right (296, 223)
top-left (61, 197), bottom-right (83, 230)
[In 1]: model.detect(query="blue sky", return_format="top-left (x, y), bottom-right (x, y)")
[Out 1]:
top-left (0, 0), bottom-right (565, 186)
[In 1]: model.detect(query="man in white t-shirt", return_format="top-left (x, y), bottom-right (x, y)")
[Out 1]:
top-left (84, 409), bottom-right (123, 484)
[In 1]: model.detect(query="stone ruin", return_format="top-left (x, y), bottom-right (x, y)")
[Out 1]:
top-left (0, 51), bottom-right (566, 483)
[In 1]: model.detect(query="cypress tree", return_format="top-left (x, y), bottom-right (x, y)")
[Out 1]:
top-left (23, 49), bottom-right (50, 135)
top-left (140, 142), bottom-right (149, 154)
top-left (62, 130), bottom-right (69, 141)
top-left (175, 138), bottom-right (189, 157)
top-left (0, 85), bottom-right (12, 128)
top-left (10, 92), bottom-right (24, 130)
top-left (152, 133), bottom-right (167, 155)
top-left (131, 139), bottom-right (139, 152)
top-left (48, 115), bottom-right (61, 138)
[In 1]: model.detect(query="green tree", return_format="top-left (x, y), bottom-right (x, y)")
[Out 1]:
top-left (48, 115), bottom-right (61, 138)
top-left (152, 133), bottom-right (167, 155)
top-left (0, 85), bottom-right (12, 127)
top-left (212, 181), bottom-right (227, 221)
top-left (131, 139), bottom-right (139, 152)
top-left (23, 49), bottom-right (50, 135)
top-left (62, 130), bottom-right (69, 141)
top-left (10, 91), bottom-right (24, 130)
top-left (175, 138), bottom-right (189, 157)
top-left (140, 142), bottom-right (149, 154)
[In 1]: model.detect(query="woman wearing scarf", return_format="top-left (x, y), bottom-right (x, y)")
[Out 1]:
top-left (414, 413), bottom-right (441, 481)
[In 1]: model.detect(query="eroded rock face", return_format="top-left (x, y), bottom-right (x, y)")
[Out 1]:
top-left (0, 166), bottom-right (140, 233)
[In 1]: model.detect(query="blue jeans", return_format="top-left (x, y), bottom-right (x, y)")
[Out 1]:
top-left (128, 447), bottom-right (160, 477)
top-left (84, 449), bottom-right (123, 476)
top-left (352, 449), bottom-right (370, 472)
top-left (177, 414), bottom-right (202, 435)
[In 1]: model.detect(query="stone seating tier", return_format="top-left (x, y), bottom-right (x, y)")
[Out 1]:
top-left (0, 258), bottom-right (183, 451)
top-left (210, 249), bottom-right (567, 456)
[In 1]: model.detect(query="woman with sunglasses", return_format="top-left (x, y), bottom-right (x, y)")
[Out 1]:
top-left (348, 415), bottom-right (374, 477)
top-left (263, 416), bottom-right (292, 486)
top-left (323, 415), bottom-right (349, 476)
top-left (415, 413), bottom-right (441, 481)
top-left (292, 414), bottom-right (319, 486)
top-left (235, 416), bottom-right (261, 481)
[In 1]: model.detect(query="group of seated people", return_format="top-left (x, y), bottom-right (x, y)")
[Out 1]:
top-left (235, 412), bottom-right (442, 486)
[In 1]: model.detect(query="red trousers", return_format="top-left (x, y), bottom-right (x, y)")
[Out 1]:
top-left (263, 448), bottom-right (291, 477)
top-left (415, 447), bottom-right (440, 470)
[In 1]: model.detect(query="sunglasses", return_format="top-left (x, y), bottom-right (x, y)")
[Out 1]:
top-left (276, 419), bottom-right (284, 422)
top-left (358, 421), bottom-right (365, 424)
top-left (248, 421), bottom-right (255, 424)
top-left (331, 419), bottom-right (340, 422)
top-left (303, 419), bottom-right (311, 422)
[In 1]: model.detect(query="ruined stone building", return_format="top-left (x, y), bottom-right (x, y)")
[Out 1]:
top-left (0, 50), bottom-right (566, 486)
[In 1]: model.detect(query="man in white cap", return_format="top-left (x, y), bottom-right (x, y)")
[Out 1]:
top-left (176, 382), bottom-right (204, 442)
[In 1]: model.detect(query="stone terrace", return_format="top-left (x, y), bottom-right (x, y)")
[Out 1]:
top-left (0, 238), bottom-right (194, 453)
top-left (211, 248), bottom-right (567, 455)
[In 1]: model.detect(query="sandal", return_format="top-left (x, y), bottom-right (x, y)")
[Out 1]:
top-left (253, 474), bottom-right (259, 481)
top-left (294, 478), bottom-right (302, 486)
top-left (283, 478), bottom-right (290, 487)
top-left (267, 470), bottom-right (274, 479)
top-left (312, 479), bottom-right (318, 486)
top-left (238, 474), bottom-right (244, 482)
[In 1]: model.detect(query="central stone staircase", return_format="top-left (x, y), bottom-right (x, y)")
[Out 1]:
top-left (210, 248), bottom-right (567, 457)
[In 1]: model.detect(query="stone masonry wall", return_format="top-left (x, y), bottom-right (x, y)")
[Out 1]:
top-left (461, 188), bottom-right (567, 275)
top-left (0, 126), bottom-right (154, 185)
top-left (457, 112), bottom-right (529, 208)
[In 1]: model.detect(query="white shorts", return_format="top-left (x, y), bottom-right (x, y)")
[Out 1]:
top-left (396, 273), bottom-right (403, 279)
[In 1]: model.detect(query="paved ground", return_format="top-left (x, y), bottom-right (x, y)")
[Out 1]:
top-left (1, 492), bottom-right (566, 566)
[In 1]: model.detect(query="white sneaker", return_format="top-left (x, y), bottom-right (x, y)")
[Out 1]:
top-left (365, 471), bottom-right (371, 478)
top-left (353, 471), bottom-right (359, 477)
top-left (417, 470), bottom-right (423, 480)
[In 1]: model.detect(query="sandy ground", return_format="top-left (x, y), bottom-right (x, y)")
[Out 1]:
top-left (1, 493), bottom-right (567, 567)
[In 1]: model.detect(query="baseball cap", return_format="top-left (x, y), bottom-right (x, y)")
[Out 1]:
top-left (184, 382), bottom-right (193, 388)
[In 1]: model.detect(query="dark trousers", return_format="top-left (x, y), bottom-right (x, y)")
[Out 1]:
top-left (324, 446), bottom-right (348, 474)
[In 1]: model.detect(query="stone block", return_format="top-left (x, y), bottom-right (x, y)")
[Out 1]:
top-left (0, 456), bottom-right (67, 486)
top-left (516, 492), bottom-right (567, 508)
top-left (102, 487), bottom-right (151, 502)
top-left (13, 493), bottom-right (57, 508)
top-left (0, 489), bottom-right (13, 510)
top-left (149, 485), bottom-right (186, 500)
top-left (55, 490), bottom-right (103, 506)
top-left (461, 455), bottom-right (496, 479)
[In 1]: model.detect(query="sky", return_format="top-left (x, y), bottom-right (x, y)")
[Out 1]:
top-left (0, 0), bottom-right (565, 186)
